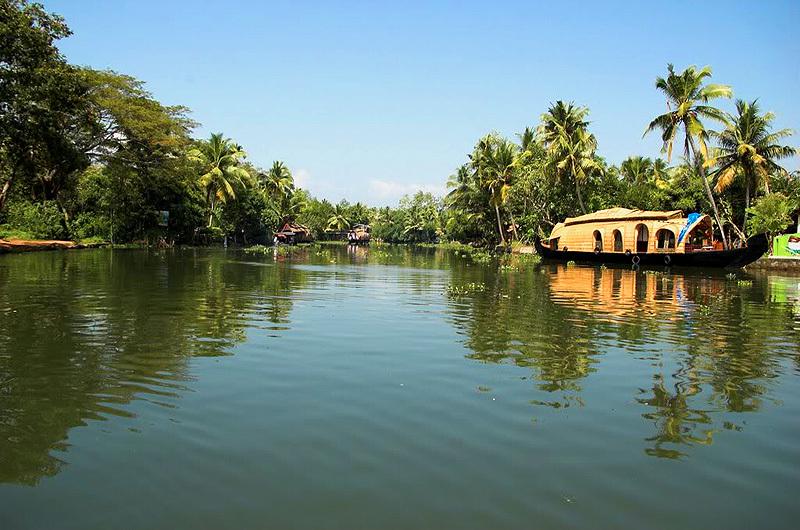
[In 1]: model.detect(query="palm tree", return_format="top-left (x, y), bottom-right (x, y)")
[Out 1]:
top-left (652, 158), bottom-right (670, 188)
top-left (445, 164), bottom-right (478, 209)
top-left (326, 204), bottom-right (351, 231)
top-left (273, 192), bottom-right (306, 225)
top-left (518, 126), bottom-right (535, 152)
top-left (706, 99), bottom-right (796, 234)
top-left (262, 161), bottom-right (294, 200)
top-left (620, 156), bottom-right (654, 184)
top-left (471, 135), bottom-right (524, 244)
top-left (538, 101), bottom-right (601, 214)
top-left (445, 163), bottom-right (489, 239)
top-left (188, 133), bottom-right (250, 227)
top-left (644, 64), bottom-right (732, 247)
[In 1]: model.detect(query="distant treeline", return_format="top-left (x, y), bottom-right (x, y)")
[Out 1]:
top-left (1, 0), bottom-right (797, 247)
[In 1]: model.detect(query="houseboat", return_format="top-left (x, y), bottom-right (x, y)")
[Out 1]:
top-left (347, 224), bottom-right (371, 245)
top-left (273, 222), bottom-right (314, 245)
top-left (534, 208), bottom-right (767, 269)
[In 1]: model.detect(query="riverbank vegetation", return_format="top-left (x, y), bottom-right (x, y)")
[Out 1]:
top-left (1, 0), bottom-right (797, 250)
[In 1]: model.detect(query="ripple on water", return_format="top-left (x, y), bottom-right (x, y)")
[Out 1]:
top-left (0, 251), bottom-right (799, 529)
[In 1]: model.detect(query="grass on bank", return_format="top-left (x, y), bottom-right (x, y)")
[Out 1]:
top-left (0, 226), bottom-right (39, 240)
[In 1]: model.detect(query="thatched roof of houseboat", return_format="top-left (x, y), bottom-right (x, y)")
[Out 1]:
top-left (563, 208), bottom-right (683, 226)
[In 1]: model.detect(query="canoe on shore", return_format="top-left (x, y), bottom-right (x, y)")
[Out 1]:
top-left (0, 239), bottom-right (82, 253)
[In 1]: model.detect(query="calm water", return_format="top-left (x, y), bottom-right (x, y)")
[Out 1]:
top-left (1, 246), bottom-right (799, 529)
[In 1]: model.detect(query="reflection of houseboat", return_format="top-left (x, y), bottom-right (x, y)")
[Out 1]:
top-left (273, 222), bottom-right (314, 245)
top-left (546, 264), bottom-right (723, 320)
top-left (535, 208), bottom-right (767, 269)
top-left (347, 224), bottom-right (371, 245)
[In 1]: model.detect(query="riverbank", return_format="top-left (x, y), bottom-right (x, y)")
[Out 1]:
top-left (745, 255), bottom-right (800, 272)
top-left (0, 238), bottom-right (83, 253)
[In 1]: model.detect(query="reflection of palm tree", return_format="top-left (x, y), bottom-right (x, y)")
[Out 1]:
top-left (446, 263), bottom-right (796, 458)
top-left (637, 376), bottom-right (713, 459)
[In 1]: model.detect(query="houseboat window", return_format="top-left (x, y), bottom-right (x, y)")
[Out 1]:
top-left (593, 230), bottom-right (603, 252)
top-left (656, 229), bottom-right (675, 250)
top-left (550, 237), bottom-right (559, 251)
top-left (613, 230), bottom-right (623, 252)
top-left (635, 224), bottom-right (649, 253)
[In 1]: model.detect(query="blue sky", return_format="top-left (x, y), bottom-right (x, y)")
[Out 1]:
top-left (44, 0), bottom-right (799, 205)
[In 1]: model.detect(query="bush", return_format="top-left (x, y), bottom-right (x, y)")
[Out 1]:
top-left (746, 193), bottom-right (795, 252)
top-left (69, 212), bottom-right (112, 241)
top-left (5, 201), bottom-right (69, 240)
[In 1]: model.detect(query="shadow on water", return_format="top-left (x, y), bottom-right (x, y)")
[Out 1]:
top-left (444, 262), bottom-right (800, 459)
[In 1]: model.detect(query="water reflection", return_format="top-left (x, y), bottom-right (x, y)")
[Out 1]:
top-left (447, 263), bottom-right (800, 458)
top-left (0, 249), bottom-right (311, 484)
top-left (1, 246), bottom-right (798, 493)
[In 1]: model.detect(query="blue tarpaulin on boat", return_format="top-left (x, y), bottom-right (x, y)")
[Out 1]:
top-left (678, 213), bottom-right (701, 244)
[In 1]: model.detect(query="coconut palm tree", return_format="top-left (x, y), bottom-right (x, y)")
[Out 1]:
top-left (470, 135), bottom-right (525, 244)
top-left (518, 126), bottom-right (535, 152)
top-left (538, 101), bottom-right (601, 214)
top-left (273, 192), bottom-right (306, 225)
top-left (188, 133), bottom-right (250, 227)
top-left (706, 99), bottom-right (796, 234)
top-left (644, 64), bottom-right (732, 247)
top-left (652, 158), bottom-right (670, 188)
top-left (326, 204), bottom-right (351, 231)
top-left (620, 156), bottom-right (654, 184)
top-left (445, 163), bottom-right (490, 240)
top-left (262, 161), bottom-right (294, 200)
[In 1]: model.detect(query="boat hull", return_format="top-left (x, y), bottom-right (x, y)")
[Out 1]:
top-left (534, 234), bottom-right (768, 269)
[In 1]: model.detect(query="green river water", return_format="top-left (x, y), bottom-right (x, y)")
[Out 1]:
top-left (1, 246), bottom-right (798, 529)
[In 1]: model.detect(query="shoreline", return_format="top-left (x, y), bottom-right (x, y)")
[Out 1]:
top-left (0, 238), bottom-right (84, 253)
top-left (3, 238), bottom-right (800, 273)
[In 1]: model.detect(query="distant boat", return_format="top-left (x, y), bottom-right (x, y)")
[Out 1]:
top-left (534, 208), bottom-right (767, 269)
top-left (274, 222), bottom-right (314, 245)
top-left (347, 224), bottom-right (371, 245)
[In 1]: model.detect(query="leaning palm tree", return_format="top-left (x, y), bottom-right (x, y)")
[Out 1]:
top-left (188, 133), bottom-right (250, 227)
top-left (706, 100), bottom-right (796, 234)
top-left (538, 101), bottom-right (601, 213)
top-left (644, 64), bottom-right (732, 247)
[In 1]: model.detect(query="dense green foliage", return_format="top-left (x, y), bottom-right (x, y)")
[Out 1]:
top-left (0, 1), bottom-right (796, 251)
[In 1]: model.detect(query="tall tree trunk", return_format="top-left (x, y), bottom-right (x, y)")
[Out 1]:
top-left (575, 179), bottom-right (586, 214)
top-left (206, 189), bottom-right (215, 228)
top-left (687, 136), bottom-right (728, 249)
top-left (509, 211), bottom-right (520, 241)
top-left (0, 178), bottom-right (11, 213)
top-left (743, 181), bottom-right (750, 239)
top-left (763, 175), bottom-right (771, 195)
top-left (494, 204), bottom-right (506, 245)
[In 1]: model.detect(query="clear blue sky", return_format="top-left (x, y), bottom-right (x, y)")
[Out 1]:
top-left (44, 0), bottom-right (799, 205)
